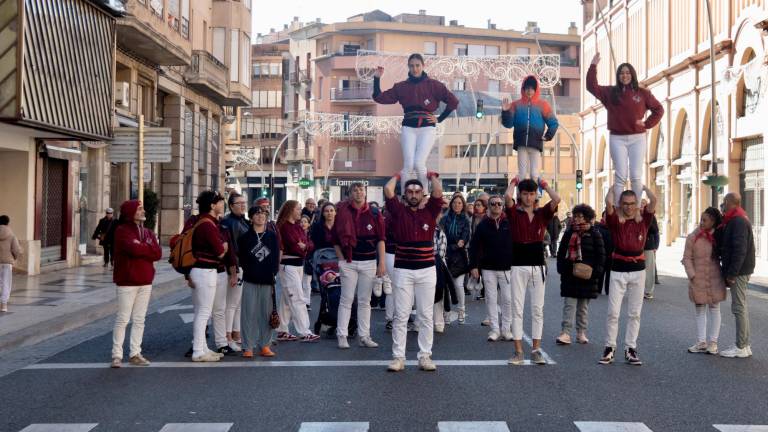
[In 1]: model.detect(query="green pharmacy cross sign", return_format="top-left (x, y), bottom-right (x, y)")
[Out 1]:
top-left (298, 178), bottom-right (313, 189)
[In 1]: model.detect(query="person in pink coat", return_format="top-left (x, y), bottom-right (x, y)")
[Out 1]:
top-left (682, 207), bottom-right (727, 355)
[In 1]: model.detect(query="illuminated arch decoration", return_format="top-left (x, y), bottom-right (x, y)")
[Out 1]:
top-left (355, 50), bottom-right (561, 89)
top-left (301, 111), bottom-right (446, 137)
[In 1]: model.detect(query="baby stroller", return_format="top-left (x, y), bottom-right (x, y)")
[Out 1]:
top-left (312, 248), bottom-right (357, 338)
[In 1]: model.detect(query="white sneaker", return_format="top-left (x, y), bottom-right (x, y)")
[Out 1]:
top-left (382, 275), bottom-right (392, 295)
top-left (227, 341), bottom-right (242, 352)
top-left (720, 346), bottom-right (751, 358)
top-left (192, 352), bottom-right (221, 362)
top-left (434, 324), bottom-right (445, 333)
top-left (688, 342), bottom-right (707, 353)
top-left (457, 310), bottom-right (465, 324)
top-left (418, 356), bottom-right (437, 371)
top-left (207, 349), bottom-right (224, 359)
top-left (501, 330), bottom-right (514, 341)
top-left (337, 336), bottom-right (350, 349)
top-left (0, 303), bottom-right (7, 312)
top-left (372, 277), bottom-right (383, 297)
top-left (487, 330), bottom-right (500, 342)
top-left (359, 337), bottom-right (379, 348)
top-left (387, 357), bottom-right (405, 372)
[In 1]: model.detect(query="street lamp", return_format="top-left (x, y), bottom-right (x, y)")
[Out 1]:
top-left (271, 124), bottom-right (305, 219)
top-left (324, 147), bottom-right (343, 200)
top-left (704, 0), bottom-right (720, 206)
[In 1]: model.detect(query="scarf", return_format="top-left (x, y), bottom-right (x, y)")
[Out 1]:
top-left (567, 222), bottom-right (591, 262)
top-left (720, 207), bottom-right (748, 228)
top-left (693, 228), bottom-right (715, 245)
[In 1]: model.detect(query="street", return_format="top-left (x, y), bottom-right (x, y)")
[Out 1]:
top-left (1, 260), bottom-right (767, 432)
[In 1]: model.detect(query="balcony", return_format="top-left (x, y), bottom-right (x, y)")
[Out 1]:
top-left (224, 81), bottom-right (251, 107)
top-left (185, 51), bottom-right (229, 105)
top-left (289, 69), bottom-right (311, 85)
top-left (330, 87), bottom-right (373, 104)
top-left (116, 1), bottom-right (191, 65)
top-left (333, 159), bottom-right (376, 172)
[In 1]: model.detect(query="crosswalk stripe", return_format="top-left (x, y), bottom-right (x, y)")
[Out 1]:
top-left (25, 359), bottom-right (527, 369)
top-left (157, 423), bottom-right (233, 432)
top-left (574, 421), bottom-right (654, 431)
top-left (18, 425), bottom-right (98, 432)
top-left (714, 426), bottom-right (768, 432)
top-left (437, 421), bottom-right (511, 431)
top-left (298, 422), bottom-right (369, 432)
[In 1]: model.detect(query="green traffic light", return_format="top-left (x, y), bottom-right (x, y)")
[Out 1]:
top-left (475, 112), bottom-right (484, 119)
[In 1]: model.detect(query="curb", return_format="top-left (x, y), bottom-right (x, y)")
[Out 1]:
top-left (0, 277), bottom-right (188, 353)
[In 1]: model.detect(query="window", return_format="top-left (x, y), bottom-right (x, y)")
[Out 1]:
top-left (468, 44), bottom-right (485, 57)
top-left (318, 77), bottom-right (323, 100)
top-left (424, 41), bottom-right (437, 55)
top-left (252, 64), bottom-right (260, 77)
top-left (270, 63), bottom-right (280, 76)
top-left (199, 112), bottom-right (208, 173)
top-left (240, 32), bottom-right (250, 86)
top-left (516, 47), bottom-right (531, 56)
top-left (167, 0), bottom-right (179, 31)
top-left (453, 43), bottom-right (468, 56)
top-left (212, 28), bottom-right (226, 63)
top-left (488, 79), bottom-right (500, 94)
top-left (230, 29), bottom-right (240, 82)
top-left (453, 79), bottom-right (466, 91)
top-left (180, 0), bottom-right (189, 38)
top-left (244, 0), bottom-right (251, 9)
top-left (485, 45), bottom-right (499, 56)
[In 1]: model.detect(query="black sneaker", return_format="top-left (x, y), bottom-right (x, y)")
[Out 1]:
top-left (385, 320), bottom-right (393, 331)
top-left (625, 347), bottom-right (643, 366)
top-left (598, 346), bottom-right (615, 365)
top-left (217, 346), bottom-right (237, 356)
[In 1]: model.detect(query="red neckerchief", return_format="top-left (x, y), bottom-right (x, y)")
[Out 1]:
top-left (720, 207), bottom-right (748, 228)
top-left (694, 228), bottom-right (715, 245)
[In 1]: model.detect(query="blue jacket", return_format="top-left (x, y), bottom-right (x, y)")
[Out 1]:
top-left (501, 75), bottom-right (559, 152)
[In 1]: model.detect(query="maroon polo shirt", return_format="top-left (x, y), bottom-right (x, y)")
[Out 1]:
top-left (385, 195), bottom-right (443, 269)
top-left (606, 208), bottom-right (654, 272)
top-left (333, 202), bottom-right (386, 262)
top-left (505, 202), bottom-right (557, 266)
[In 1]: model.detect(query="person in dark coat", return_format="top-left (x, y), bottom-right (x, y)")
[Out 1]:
top-left (594, 213), bottom-right (613, 295)
top-left (555, 204), bottom-right (605, 345)
top-left (547, 214), bottom-right (562, 257)
top-left (92, 208), bottom-right (116, 267)
top-left (642, 199), bottom-right (661, 299)
top-left (441, 194), bottom-right (471, 323)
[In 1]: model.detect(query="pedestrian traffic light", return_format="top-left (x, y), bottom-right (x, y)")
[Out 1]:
top-left (475, 99), bottom-right (484, 119)
top-left (261, 188), bottom-right (269, 197)
top-left (576, 169), bottom-right (583, 190)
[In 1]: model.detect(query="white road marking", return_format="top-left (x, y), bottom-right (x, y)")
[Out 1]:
top-left (158, 304), bottom-right (194, 314)
top-left (438, 421), bottom-right (511, 431)
top-left (158, 424), bottom-right (233, 432)
top-left (19, 425), bottom-right (98, 432)
top-left (179, 313), bottom-right (195, 324)
top-left (714, 426), bottom-right (768, 432)
top-left (574, 422), bottom-right (654, 431)
top-left (25, 359), bottom-right (538, 369)
top-left (298, 422), bottom-right (370, 432)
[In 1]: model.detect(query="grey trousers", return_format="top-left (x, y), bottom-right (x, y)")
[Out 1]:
top-left (241, 282), bottom-right (275, 351)
top-left (561, 297), bottom-right (590, 333)
top-left (643, 250), bottom-right (656, 295)
top-left (730, 275), bottom-right (751, 349)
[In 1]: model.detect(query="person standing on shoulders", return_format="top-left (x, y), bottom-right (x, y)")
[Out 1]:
top-left (682, 207), bottom-right (726, 355)
top-left (333, 183), bottom-right (386, 349)
top-left (504, 178), bottom-right (560, 365)
top-left (110, 200), bottom-right (162, 368)
top-left (718, 193), bottom-right (756, 359)
top-left (0, 215), bottom-right (22, 313)
top-left (599, 187), bottom-right (657, 366)
top-left (384, 173), bottom-right (444, 372)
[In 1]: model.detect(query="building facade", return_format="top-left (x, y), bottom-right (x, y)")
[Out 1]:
top-left (579, 0), bottom-right (768, 262)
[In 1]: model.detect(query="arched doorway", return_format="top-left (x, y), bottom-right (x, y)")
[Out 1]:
top-left (672, 112), bottom-right (696, 238)
top-left (700, 100), bottom-right (727, 208)
top-left (648, 126), bottom-right (667, 225)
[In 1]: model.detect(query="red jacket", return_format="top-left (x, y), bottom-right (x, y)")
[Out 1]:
top-left (279, 221), bottom-right (313, 259)
top-left (333, 201), bottom-right (385, 262)
top-left (113, 200), bottom-right (162, 286)
top-left (586, 64), bottom-right (664, 135)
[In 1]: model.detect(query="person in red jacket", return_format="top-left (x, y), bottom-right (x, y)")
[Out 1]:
top-left (110, 200), bottom-right (162, 368)
top-left (276, 200), bottom-right (319, 342)
top-left (586, 52), bottom-right (664, 206)
top-left (373, 53), bottom-right (459, 189)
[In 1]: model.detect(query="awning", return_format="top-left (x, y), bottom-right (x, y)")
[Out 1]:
top-left (41, 143), bottom-right (82, 161)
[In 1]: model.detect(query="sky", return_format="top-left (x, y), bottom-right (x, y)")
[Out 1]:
top-left (253, 0), bottom-right (584, 37)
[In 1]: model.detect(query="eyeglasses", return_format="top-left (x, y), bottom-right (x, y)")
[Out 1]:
top-left (489, 202), bottom-right (503, 207)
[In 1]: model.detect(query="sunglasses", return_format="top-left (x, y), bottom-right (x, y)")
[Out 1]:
top-left (489, 202), bottom-right (503, 207)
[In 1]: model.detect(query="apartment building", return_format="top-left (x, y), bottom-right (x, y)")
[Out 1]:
top-left (579, 0), bottom-right (768, 260)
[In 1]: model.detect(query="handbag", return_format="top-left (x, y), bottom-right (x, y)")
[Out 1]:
top-left (573, 262), bottom-right (593, 280)
top-left (446, 246), bottom-right (470, 278)
top-left (269, 285), bottom-right (280, 329)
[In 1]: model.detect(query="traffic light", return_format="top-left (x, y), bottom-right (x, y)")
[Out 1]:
top-left (575, 169), bottom-right (583, 191)
top-left (261, 188), bottom-right (269, 197)
top-left (475, 99), bottom-right (484, 119)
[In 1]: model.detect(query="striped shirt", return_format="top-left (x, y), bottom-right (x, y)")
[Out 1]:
top-left (385, 195), bottom-right (443, 270)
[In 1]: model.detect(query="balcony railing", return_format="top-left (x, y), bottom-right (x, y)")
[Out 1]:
top-left (289, 69), bottom-right (311, 84)
top-left (331, 87), bottom-right (373, 101)
top-left (185, 50), bottom-right (229, 103)
top-left (333, 159), bottom-right (376, 172)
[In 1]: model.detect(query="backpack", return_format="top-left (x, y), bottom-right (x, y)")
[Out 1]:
top-left (168, 218), bottom-right (215, 274)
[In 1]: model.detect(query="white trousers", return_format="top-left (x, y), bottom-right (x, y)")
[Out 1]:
top-left (0, 263), bottom-right (11, 303)
top-left (511, 265), bottom-right (546, 340)
top-left (401, 126), bottom-right (437, 188)
top-left (609, 133), bottom-right (646, 205)
top-left (337, 259), bottom-right (376, 338)
top-left (482, 269), bottom-right (513, 333)
top-left (391, 267), bottom-right (437, 359)
top-left (695, 303), bottom-right (722, 343)
top-left (605, 270), bottom-right (646, 349)
top-left (384, 253), bottom-right (396, 321)
top-left (225, 269), bottom-right (242, 335)
top-left (517, 147), bottom-right (542, 180)
top-left (277, 264), bottom-right (311, 336)
top-left (190, 268), bottom-right (218, 357)
top-left (302, 273), bottom-right (312, 306)
top-left (212, 271), bottom-right (229, 348)
top-left (111, 284), bottom-right (152, 359)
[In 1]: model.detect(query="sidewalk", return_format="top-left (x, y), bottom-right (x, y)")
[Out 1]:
top-left (0, 252), bottom-right (188, 352)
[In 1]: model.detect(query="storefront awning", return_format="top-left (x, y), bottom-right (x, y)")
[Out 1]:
top-left (41, 143), bottom-right (82, 161)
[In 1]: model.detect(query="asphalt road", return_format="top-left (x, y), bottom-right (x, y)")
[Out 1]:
top-left (1, 258), bottom-right (767, 432)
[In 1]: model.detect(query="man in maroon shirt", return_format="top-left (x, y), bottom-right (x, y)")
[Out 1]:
top-left (599, 186), bottom-right (657, 366)
top-left (504, 178), bottom-right (560, 366)
top-left (383, 173), bottom-right (443, 372)
top-left (333, 183), bottom-right (386, 349)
